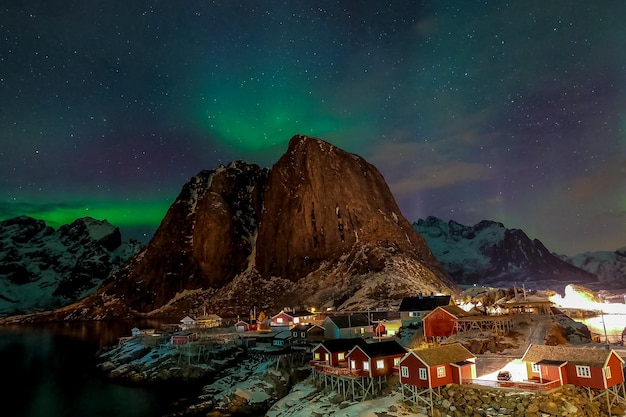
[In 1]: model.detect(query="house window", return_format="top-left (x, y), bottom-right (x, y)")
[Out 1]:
top-left (401, 366), bottom-right (409, 378)
top-left (350, 360), bottom-right (356, 370)
top-left (360, 327), bottom-right (365, 334)
top-left (531, 363), bottom-right (540, 373)
top-left (576, 365), bottom-right (591, 378)
top-left (363, 361), bottom-right (370, 371)
top-left (325, 353), bottom-right (330, 362)
top-left (408, 311), bottom-right (421, 318)
top-left (292, 332), bottom-right (297, 337)
top-left (437, 366), bottom-right (446, 378)
top-left (277, 317), bottom-right (283, 323)
top-left (377, 359), bottom-right (385, 369)
top-left (294, 317), bottom-right (300, 324)
top-left (301, 332), bottom-right (306, 338)
top-left (314, 353), bottom-right (320, 360)
top-left (394, 357), bottom-right (401, 366)
top-left (605, 366), bottom-right (612, 379)
top-left (419, 368), bottom-right (427, 380)
top-left (338, 353), bottom-right (345, 361)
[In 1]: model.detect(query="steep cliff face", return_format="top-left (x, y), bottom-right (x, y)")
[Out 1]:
top-left (110, 161), bottom-right (269, 312)
top-left (256, 135), bottom-right (443, 280)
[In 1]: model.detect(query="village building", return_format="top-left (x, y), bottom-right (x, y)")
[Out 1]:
top-left (311, 338), bottom-right (369, 368)
top-left (270, 309), bottom-right (316, 329)
top-left (346, 339), bottom-right (407, 377)
top-left (195, 314), bottom-right (222, 328)
top-left (171, 331), bottom-right (197, 346)
top-left (310, 339), bottom-right (405, 401)
top-left (290, 323), bottom-right (325, 346)
top-left (235, 319), bottom-right (258, 332)
top-left (373, 320), bottom-right (402, 338)
top-left (322, 314), bottom-right (373, 339)
top-left (422, 304), bottom-right (477, 341)
top-left (398, 294), bottom-right (452, 327)
top-left (272, 329), bottom-right (293, 348)
top-left (522, 344), bottom-right (626, 391)
top-left (179, 316), bottom-right (196, 330)
top-left (399, 343), bottom-right (476, 414)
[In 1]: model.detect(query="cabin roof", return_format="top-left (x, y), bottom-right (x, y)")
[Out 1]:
top-left (325, 314), bottom-right (370, 328)
top-left (318, 338), bottom-right (368, 353)
top-left (355, 340), bottom-right (407, 358)
top-left (409, 343), bottom-right (475, 366)
top-left (522, 344), bottom-right (623, 368)
top-left (398, 295), bottom-right (451, 311)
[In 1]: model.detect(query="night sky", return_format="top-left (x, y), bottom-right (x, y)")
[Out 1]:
top-left (1, 1), bottom-right (624, 255)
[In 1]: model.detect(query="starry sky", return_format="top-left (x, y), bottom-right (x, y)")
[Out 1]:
top-left (1, 1), bottom-right (624, 255)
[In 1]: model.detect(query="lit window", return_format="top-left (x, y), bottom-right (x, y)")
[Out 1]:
top-left (363, 361), bottom-right (370, 371)
top-left (576, 365), bottom-right (591, 378)
top-left (314, 353), bottom-right (320, 360)
top-left (605, 366), bottom-right (612, 379)
top-left (277, 317), bottom-right (283, 323)
top-left (360, 327), bottom-right (365, 334)
top-left (419, 368), bottom-right (427, 380)
top-left (350, 360), bottom-right (356, 370)
top-left (292, 332), bottom-right (297, 337)
top-left (437, 366), bottom-right (446, 378)
top-left (394, 357), bottom-right (401, 366)
top-left (294, 317), bottom-right (300, 324)
top-left (531, 363), bottom-right (540, 373)
top-left (325, 353), bottom-right (330, 362)
top-left (409, 311), bottom-right (421, 318)
top-left (401, 366), bottom-right (409, 378)
top-left (301, 332), bottom-right (306, 338)
top-left (377, 359), bottom-right (385, 369)
top-left (338, 353), bottom-right (345, 361)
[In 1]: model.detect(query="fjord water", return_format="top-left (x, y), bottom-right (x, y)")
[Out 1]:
top-left (0, 322), bottom-right (190, 417)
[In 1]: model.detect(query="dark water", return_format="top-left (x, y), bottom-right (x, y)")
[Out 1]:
top-left (0, 321), bottom-right (198, 417)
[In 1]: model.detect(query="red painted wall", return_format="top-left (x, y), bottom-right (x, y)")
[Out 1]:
top-left (423, 308), bottom-right (456, 339)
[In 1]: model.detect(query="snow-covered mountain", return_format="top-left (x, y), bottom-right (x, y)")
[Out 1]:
top-left (413, 216), bottom-right (598, 292)
top-left (559, 248), bottom-right (626, 290)
top-left (0, 216), bottom-right (142, 317)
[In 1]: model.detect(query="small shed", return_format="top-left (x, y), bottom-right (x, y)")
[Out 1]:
top-left (171, 331), bottom-right (197, 346)
top-left (235, 319), bottom-right (257, 332)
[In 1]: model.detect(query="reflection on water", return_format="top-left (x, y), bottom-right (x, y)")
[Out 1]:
top-left (0, 321), bottom-right (194, 417)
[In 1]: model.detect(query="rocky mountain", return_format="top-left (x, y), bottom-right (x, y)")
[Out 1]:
top-left (13, 135), bottom-right (455, 322)
top-left (413, 216), bottom-right (598, 292)
top-left (0, 216), bottom-right (141, 317)
top-left (560, 248), bottom-right (626, 290)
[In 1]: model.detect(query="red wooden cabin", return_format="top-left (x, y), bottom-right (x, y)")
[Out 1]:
top-left (399, 343), bottom-right (476, 389)
top-left (171, 332), bottom-right (198, 346)
top-left (311, 338), bottom-right (368, 367)
top-left (522, 344), bottom-right (625, 389)
top-left (422, 305), bottom-right (474, 341)
top-left (346, 340), bottom-right (407, 377)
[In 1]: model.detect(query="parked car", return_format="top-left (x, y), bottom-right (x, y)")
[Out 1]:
top-left (497, 371), bottom-right (511, 381)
